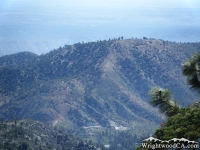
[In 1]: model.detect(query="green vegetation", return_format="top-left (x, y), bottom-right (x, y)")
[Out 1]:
top-left (154, 106), bottom-right (200, 141)
top-left (138, 52), bottom-right (200, 149)
top-left (0, 119), bottom-right (101, 150)
top-left (149, 87), bottom-right (179, 117)
top-left (182, 52), bottom-right (200, 91)
top-left (1, 38), bottom-right (200, 149)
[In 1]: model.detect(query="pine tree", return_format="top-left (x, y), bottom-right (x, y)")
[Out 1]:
top-left (138, 52), bottom-right (200, 149)
top-left (154, 106), bottom-right (200, 141)
top-left (182, 52), bottom-right (200, 92)
top-left (149, 87), bottom-right (179, 117)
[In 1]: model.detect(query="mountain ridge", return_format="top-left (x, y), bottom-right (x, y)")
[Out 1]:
top-left (0, 38), bottom-right (199, 135)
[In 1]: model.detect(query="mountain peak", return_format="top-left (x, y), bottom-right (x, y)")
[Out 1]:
top-left (0, 38), bottom-right (199, 135)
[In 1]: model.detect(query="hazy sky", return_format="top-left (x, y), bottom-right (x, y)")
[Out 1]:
top-left (2, 0), bottom-right (198, 8)
top-left (0, 0), bottom-right (200, 54)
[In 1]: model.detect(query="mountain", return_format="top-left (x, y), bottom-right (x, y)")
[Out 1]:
top-left (0, 119), bottom-right (101, 150)
top-left (0, 40), bottom-right (64, 56)
top-left (0, 38), bottom-right (199, 141)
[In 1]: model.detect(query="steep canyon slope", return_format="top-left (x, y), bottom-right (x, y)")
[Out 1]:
top-left (0, 38), bottom-right (199, 130)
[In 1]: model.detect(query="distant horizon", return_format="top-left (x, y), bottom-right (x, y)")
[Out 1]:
top-left (0, 0), bottom-right (200, 55)
top-left (1, 37), bottom-right (200, 57)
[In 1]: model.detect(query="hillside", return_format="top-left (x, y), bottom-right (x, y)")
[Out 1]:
top-left (0, 38), bottom-right (200, 145)
top-left (0, 119), bottom-right (100, 150)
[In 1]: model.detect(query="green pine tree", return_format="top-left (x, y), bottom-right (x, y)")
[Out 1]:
top-left (138, 52), bottom-right (200, 150)
top-left (149, 87), bottom-right (179, 117)
top-left (182, 52), bottom-right (200, 91)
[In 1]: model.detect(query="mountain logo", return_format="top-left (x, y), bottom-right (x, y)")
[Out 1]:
top-left (141, 136), bottom-right (199, 149)
top-left (142, 137), bottom-right (198, 144)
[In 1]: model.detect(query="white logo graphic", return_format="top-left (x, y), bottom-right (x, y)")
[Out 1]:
top-left (143, 137), bottom-right (198, 144)
top-left (141, 137), bottom-right (199, 149)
